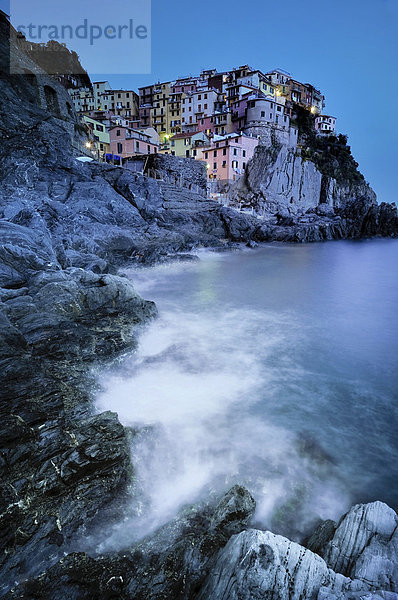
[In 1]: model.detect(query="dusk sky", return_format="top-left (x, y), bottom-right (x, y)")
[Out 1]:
top-left (3, 0), bottom-right (398, 204)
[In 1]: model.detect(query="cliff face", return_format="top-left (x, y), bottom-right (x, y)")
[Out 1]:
top-left (233, 143), bottom-right (398, 242)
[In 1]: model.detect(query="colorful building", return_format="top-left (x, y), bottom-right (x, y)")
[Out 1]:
top-left (109, 125), bottom-right (159, 159)
top-left (315, 115), bottom-right (336, 135)
top-left (198, 133), bottom-right (259, 181)
top-left (69, 86), bottom-right (95, 114)
top-left (244, 97), bottom-right (290, 130)
top-left (92, 81), bottom-right (111, 109)
top-left (98, 89), bottom-right (139, 118)
top-left (181, 89), bottom-right (220, 127)
top-left (168, 131), bottom-right (210, 157)
top-left (83, 115), bottom-right (110, 157)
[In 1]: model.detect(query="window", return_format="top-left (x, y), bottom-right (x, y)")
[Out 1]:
top-left (277, 106), bottom-right (282, 112)
top-left (147, 145), bottom-right (151, 153)
top-left (193, 149), bottom-right (197, 156)
top-left (232, 160), bottom-right (238, 168)
top-left (205, 152), bottom-right (208, 159)
top-left (233, 148), bottom-right (237, 156)
top-left (243, 162), bottom-right (246, 170)
top-left (204, 93), bottom-right (208, 99)
top-left (116, 129), bottom-right (121, 136)
top-left (117, 143), bottom-right (123, 153)
top-left (222, 160), bottom-right (226, 167)
top-left (204, 104), bottom-right (208, 110)
top-left (198, 95), bottom-right (201, 100)
top-left (136, 141), bottom-right (140, 150)
top-left (223, 148), bottom-right (226, 155)
top-left (186, 150), bottom-right (190, 157)
top-left (261, 111), bottom-right (265, 117)
top-left (213, 162), bottom-right (217, 169)
top-left (242, 150), bottom-right (246, 157)
top-left (198, 105), bottom-right (202, 111)
top-left (213, 150), bottom-right (217, 157)
top-left (96, 124), bottom-right (104, 131)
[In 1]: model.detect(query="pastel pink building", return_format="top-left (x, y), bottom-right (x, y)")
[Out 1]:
top-left (198, 133), bottom-right (259, 182)
top-left (109, 125), bottom-right (158, 159)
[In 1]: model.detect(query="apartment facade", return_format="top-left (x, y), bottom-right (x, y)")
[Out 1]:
top-left (168, 131), bottom-right (210, 157)
top-left (315, 115), bottom-right (336, 134)
top-left (198, 133), bottom-right (259, 181)
top-left (109, 125), bottom-right (159, 158)
top-left (83, 115), bottom-right (110, 156)
top-left (98, 89), bottom-right (139, 118)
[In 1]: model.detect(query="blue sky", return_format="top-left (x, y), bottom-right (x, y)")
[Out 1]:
top-left (3, 0), bottom-right (398, 204)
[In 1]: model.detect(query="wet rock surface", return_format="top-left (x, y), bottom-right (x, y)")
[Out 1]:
top-left (4, 494), bottom-right (398, 600)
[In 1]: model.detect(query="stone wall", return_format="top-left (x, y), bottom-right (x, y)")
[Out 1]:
top-left (243, 122), bottom-right (298, 149)
top-left (144, 153), bottom-right (208, 192)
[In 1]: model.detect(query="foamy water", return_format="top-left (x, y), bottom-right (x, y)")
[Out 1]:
top-left (95, 241), bottom-right (398, 549)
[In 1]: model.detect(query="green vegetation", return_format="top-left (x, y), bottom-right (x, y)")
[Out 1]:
top-left (292, 105), bottom-right (364, 184)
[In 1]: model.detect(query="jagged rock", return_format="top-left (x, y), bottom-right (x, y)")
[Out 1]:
top-left (320, 502), bottom-right (398, 590)
top-left (318, 589), bottom-right (398, 600)
top-left (197, 528), bottom-right (367, 600)
top-left (3, 486), bottom-right (256, 599)
top-left (234, 145), bottom-right (397, 240)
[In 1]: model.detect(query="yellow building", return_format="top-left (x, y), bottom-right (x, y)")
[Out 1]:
top-left (259, 80), bottom-right (276, 98)
top-left (83, 116), bottom-right (110, 158)
top-left (97, 89), bottom-right (139, 118)
top-left (167, 131), bottom-right (210, 158)
top-left (148, 81), bottom-right (186, 144)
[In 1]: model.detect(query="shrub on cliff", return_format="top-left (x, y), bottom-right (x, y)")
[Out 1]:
top-left (293, 105), bottom-right (364, 185)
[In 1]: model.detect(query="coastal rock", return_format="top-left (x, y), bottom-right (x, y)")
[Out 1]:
top-left (234, 145), bottom-right (398, 241)
top-left (4, 486), bottom-right (256, 599)
top-left (197, 528), bottom-right (366, 600)
top-left (320, 502), bottom-right (398, 590)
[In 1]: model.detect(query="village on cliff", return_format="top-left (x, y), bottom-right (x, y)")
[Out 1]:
top-left (66, 65), bottom-right (336, 183)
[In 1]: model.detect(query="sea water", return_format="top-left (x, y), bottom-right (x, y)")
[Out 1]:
top-left (95, 239), bottom-right (398, 545)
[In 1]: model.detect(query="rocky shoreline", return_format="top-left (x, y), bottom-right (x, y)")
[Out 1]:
top-left (1, 14), bottom-right (397, 598)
